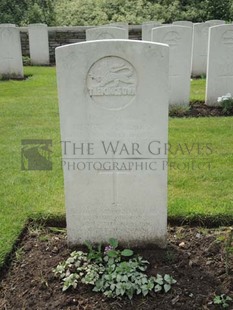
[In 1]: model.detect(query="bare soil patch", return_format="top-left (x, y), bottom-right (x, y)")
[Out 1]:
top-left (0, 226), bottom-right (232, 310)
top-left (170, 102), bottom-right (233, 117)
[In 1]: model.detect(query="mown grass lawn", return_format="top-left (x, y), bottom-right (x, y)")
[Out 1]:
top-left (0, 67), bottom-right (232, 269)
top-left (190, 78), bottom-right (206, 102)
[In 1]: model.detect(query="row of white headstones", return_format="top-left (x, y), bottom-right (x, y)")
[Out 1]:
top-left (0, 23), bottom-right (49, 81)
top-left (56, 21), bottom-right (231, 248)
top-left (0, 21), bottom-right (232, 106)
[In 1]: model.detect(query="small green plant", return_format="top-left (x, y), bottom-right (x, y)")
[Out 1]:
top-left (221, 99), bottom-right (233, 115)
top-left (165, 249), bottom-right (176, 264)
top-left (39, 234), bottom-right (49, 242)
top-left (215, 228), bottom-right (233, 275)
top-left (53, 238), bottom-right (176, 299)
top-left (217, 93), bottom-right (233, 115)
top-left (213, 294), bottom-right (232, 308)
top-left (84, 240), bottom-right (103, 262)
top-left (28, 223), bottom-right (44, 237)
top-left (15, 247), bottom-right (25, 262)
top-left (49, 227), bottom-right (66, 234)
top-left (22, 56), bottom-right (31, 66)
top-left (169, 104), bottom-right (190, 117)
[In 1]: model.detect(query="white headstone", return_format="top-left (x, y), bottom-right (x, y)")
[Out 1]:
top-left (28, 23), bottom-right (50, 65)
top-left (205, 20), bottom-right (226, 26)
top-left (173, 21), bottom-right (193, 27)
top-left (192, 21), bottom-right (225, 77)
top-left (86, 27), bottom-right (128, 41)
top-left (152, 26), bottom-right (192, 105)
top-left (191, 23), bottom-right (211, 77)
top-left (206, 25), bottom-right (233, 106)
top-left (106, 22), bottom-right (129, 31)
top-left (142, 22), bottom-right (161, 41)
top-left (56, 39), bottom-right (169, 248)
top-left (0, 23), bottom-right (16, 27)
top-left (0, 24), bottom-right (23, 79)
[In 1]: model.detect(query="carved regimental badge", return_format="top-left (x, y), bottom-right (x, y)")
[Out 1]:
top-left (163, 31), bottom-right (181, 49)
top-left (87, 56), bottom-right (137, 110)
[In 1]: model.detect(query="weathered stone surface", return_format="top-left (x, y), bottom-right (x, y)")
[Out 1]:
top-left (142, 21), bottom-right (161, 41)
top-left (56, 39), bottom-right (169, 248)
top-left (173, 21), bottom-right (193, 27)
top-left (206, 25), bottom-right (233, 106)
top-left (28, 24), bottom-right (50, 65)
top-left (192, 21), bottom-right (225, 77)
top-left (191, 23), bottom-right (210, 77)
top-left (152, 25), bottom-right (192, 105)
top-left (86, 27), bottom-right (128, 40)
top-left (0, 24), bottom-right (23, 79)
top-left (104, 22), bottom-right (129, 31)
top-left (205, 20), bottom-right (225, 26)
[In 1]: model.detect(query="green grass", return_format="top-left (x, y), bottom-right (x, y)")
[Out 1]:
top-left (0, 67), bottom-right (64, 268)
top-left (0, 67), bottom-right (232, 269)
top-left (190, 78), bottom-right (206, 102)
top-left (168, 117), bottom-right (233, 219)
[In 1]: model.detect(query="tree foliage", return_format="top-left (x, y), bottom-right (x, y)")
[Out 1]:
top-left (55, 0), bottom-right (109, 26)
top-left (206, 0), bottom-right (232, 21)
top-left (0, 0), bottom-right (233, 26)
top-left (0, 0), bottom-right (55, 25)
top-left (55, 0), bottom-right (233, 26)
top-left (22, 0), bottom-right (56, 25)
top-left (0, 0), bottom-right (28, 25)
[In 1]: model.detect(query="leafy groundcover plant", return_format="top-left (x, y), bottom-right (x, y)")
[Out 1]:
top-left (217, 93), bottom-right (233, 115)
top-left (53, 238), bottom-right (176, 300)
top-left (213, 294), bottom-right (232, 309)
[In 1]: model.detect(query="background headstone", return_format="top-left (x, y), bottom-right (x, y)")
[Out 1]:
top-left (142, 21), bottom-right (161, 41)
top-left (0, 23), bottom-right (16, 27)
top-left (152, 25), bottom-right (192, 105)
top-left (173, 21), bottom-right (193, 27)
top-left (191, 23), bottom-right (210, 77)
top-left (205, 20), bottom-right (226, 26)
top-left (86, 27), bottom-right (128, 40)
top-left (192, 21), bottom-right (225, 77)
top-left (0, 24), bottom-right (23, 79)
top-left (28, 23), bottom-right (50, 65)
top-left (56, 39), bottom-right (169, 248)
top-left (206, 25), bottom-right (233, 106)
top-left (105, 22), bottom-right (129, 31)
